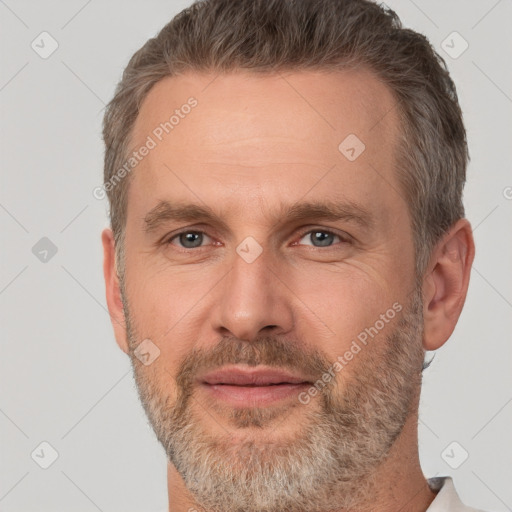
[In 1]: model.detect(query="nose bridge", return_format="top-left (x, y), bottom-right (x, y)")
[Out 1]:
top-left (214, 244), bottom-right (292, 341)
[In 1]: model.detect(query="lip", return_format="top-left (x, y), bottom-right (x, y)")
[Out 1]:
top-left (198, 366), bottom-right (312, 407)
top-left (199, 366), bottom-right (311, 386)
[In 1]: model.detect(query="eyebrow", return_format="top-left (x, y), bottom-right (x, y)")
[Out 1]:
top-left (143, 199), bottom-right (374, 235)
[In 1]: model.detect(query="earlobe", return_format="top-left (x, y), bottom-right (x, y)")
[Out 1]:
top-left (101, 228), bottom-right (130, 354)
top-left (422, 219), bottom-right (475, 351)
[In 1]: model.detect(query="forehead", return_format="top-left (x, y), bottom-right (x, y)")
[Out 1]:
top-left (127, 69), bottom-right (405, 226)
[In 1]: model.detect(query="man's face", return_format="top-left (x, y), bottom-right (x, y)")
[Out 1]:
top-left (119, 70), bottom-right (424, 511)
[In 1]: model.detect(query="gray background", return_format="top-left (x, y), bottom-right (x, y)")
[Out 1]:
top-left (0, 0), bottom-right (511, 511)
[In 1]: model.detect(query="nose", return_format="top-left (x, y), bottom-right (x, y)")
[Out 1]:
top-left (212, 248), bottom-right (294, 342)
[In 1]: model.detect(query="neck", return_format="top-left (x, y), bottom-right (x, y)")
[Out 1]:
top-left (165, 412), bottom-right (437, 512)
top-left (362, 411), bottom-right (437, 512)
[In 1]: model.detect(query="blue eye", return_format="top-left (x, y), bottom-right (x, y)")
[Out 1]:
top-left (298, 230), bottom-right (342, 247)
top-left (169, 231), bottom-right (211, 248)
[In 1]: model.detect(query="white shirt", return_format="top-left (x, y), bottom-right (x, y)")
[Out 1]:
top-left (426, 476), bottom-right (485, 511)
top-left (155, 476), bottom-right (485, 511)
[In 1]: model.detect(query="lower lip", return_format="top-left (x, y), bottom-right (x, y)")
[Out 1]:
top-left (200, 382), bottom-right (310, 406)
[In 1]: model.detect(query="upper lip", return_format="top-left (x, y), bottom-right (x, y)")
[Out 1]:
top-left (199, 366), bottom-right (312, 386)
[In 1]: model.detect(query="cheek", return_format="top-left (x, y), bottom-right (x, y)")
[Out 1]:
top-left (124, 259), bottom-right (216, 356)
top-left (287, 265), bottom-right (400, 352)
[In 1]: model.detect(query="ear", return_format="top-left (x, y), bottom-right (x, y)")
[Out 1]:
top-left (422, 218), bottom-right (475, 351)
top-left (102, 228), bottom-right (130, 354)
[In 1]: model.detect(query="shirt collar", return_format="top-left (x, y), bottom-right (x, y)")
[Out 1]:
top-left (426, 476), bottom-right (481, 511)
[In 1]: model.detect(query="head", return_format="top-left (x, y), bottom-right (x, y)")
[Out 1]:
top-left (101, 1), bottom-right (474, 511)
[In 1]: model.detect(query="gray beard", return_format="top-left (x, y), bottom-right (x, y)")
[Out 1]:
top-left (125, 289), bottom-right (424, 512)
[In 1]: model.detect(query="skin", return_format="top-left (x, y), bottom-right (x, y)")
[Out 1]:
top-left (102, 69), bottom-right (475, 511)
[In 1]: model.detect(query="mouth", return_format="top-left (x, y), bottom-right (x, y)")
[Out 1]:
top-left (198, 366), bottom-right (312, 406)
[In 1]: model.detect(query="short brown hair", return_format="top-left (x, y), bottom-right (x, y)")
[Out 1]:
top-left (102, 0), bottom-right (468, 275)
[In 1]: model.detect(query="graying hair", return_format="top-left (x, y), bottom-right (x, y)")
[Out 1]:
top-left (103, 0), bottom-right (468, 276)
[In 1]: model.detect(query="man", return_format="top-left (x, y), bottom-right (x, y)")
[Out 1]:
top-left (101, 0), bottom-right (481, 510)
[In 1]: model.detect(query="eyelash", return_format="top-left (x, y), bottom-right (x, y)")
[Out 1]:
top-left (163, 227), bottom-right (351, 250)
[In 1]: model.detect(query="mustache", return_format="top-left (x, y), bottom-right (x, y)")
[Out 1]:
top-left (175, 335), bottom-right (333, 392)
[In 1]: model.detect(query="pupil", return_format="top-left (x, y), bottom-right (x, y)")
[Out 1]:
top-left (313, 231), bottom-right (332, 247)
top-left (180, 232), bottom-right (202, 248)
